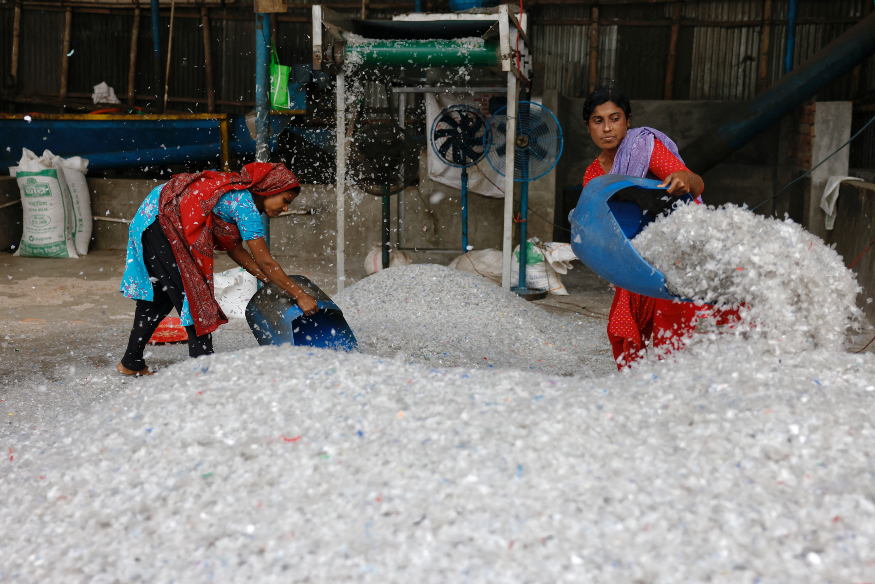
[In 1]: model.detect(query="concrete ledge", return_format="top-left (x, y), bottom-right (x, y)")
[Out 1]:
top-left (828, 180), bottom-right (875, 325)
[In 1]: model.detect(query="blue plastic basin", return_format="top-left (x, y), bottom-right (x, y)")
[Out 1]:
top-left (245, 276), bottom-right (358, 352)
top-left (568, 174), bottom-right (694, 302)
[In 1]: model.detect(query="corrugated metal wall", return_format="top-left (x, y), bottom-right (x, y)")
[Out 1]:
top-left (68, 12), bottom-right (133, 97)
top-left (17, 7), bottom-right (64, 96)
top-left (2, 0), bottom-right (873, 159)
top-left (0, 8), bottom-right (12, 84)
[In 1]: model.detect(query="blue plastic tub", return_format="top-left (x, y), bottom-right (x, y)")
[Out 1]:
top-left (245, 276), bottom-right (357, 352)
top-left (568, 174), bottom-right (694, 301)
top-left (449, 0), bottom-right (500, 11)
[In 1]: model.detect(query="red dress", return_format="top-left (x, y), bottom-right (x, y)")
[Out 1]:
top-left (583, 139), bottom-right (701, 368)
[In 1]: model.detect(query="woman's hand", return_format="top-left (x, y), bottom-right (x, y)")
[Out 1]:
top-left (658, 171), bottom-right (692, 195)
top-left (296, 292), bottom-right (319, 316)
top-left (658, 170), bottom-right (704, 197)
top-left (235, 238), bottom-right (320, 317)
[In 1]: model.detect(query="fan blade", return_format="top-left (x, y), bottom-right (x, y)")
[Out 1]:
top-left (528, 142), bottom-right (549, 161)
top-left (495, 143), bottom-right (506, 158)
top-left (460, 143), bottom-right (481, 162)
top-left (434, 128), bottom-right (456, 139)
top-left (438, 114), bottom-right (461, 128)
top-left (527, 122), bottom-right (551, 138)
top-left (453, 145), bottom-right (466, 165)
top-left (438, 139), bottom-right (454, 159)
top-left (468, 116), bottom-right (485, 135)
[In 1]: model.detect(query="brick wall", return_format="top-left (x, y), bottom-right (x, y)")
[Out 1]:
top-left (788, 101), bottom-right (817, 170)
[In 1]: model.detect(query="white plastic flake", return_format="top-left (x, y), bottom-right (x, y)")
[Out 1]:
top-left (2, 210), bottom-right (875, 582)
top-left (633, 203), bottom-right (863, 352)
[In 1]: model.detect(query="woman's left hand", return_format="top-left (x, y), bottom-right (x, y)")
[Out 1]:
top-left (658, 171), bottom-right (693, 196)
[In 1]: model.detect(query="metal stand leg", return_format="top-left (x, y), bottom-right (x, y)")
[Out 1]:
top-left (255, 12), bottom-right (271, 290)
top-left (335, 73), bottom-right (347, 292)
top-left (518, 181), bottom-right (528, 289)
top-left (501, 72), bottom-right (518, 289)
top-left (382, 191), bottom-right (391, 270)
top-left (461, 166), bottom-right (469, 252)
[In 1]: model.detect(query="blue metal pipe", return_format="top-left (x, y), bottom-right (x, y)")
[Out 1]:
top-left (784, 0), bottom-right (798, 74)
top-left (255, 13), bottom-right (271, 249)
top-left (681, 10), bottom-right (875, 173)
top-left (461, 166), bottom-right (469, 252)
top-left (151, 0), bottom-right (161, 92)
top-left (414, 0), bottom-right (424, 12)
top-left (518, 181), bottom-right (528, 290)
top-left (255, 13), bottom-right (271, 164)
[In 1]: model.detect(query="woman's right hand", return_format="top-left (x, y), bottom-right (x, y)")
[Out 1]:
top-left (296, 292), bottom-right (319, 316)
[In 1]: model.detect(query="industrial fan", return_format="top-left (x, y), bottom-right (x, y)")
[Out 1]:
top-left (429, 104), bottom-right (488, 252)
top-left (350, 122), bottom-right (418, 269)
top-left (484, 101), bottom-right (564, 299)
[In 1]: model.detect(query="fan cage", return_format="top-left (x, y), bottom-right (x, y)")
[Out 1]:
top-left (484, 101), bottom-right (564, 182)
top-left (430, 105), bottom-right (488, 169)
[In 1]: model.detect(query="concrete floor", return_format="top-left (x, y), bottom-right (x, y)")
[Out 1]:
top-left (0, 249), bottom-right (615, 438)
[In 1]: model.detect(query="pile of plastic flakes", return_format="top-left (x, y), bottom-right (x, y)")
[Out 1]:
top-left (3, 206), bottom-right (875, 582)
top-left (336, 264), bottom-right (614, 374)
top-left (2, 342), bottom-right (875, 582)
top-left (632, 203), bottom-right (863, 352)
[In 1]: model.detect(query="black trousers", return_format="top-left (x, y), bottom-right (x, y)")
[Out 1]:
top-left (121, 221), bottom-right (214, 371)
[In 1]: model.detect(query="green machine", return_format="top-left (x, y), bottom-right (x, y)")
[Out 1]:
top-left (312, 5), bottom-right (532, 293)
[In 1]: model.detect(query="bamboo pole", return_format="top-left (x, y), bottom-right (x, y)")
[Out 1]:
top-left (756, 0), bottom-right (772, 93)
top-left (11, 2), bottom-right (21, 90)
top-left (128, 7), bottom-right (140, 105)
top-left (163, 0), bottom-right (176, 113)
top-left (219, 118), bottom-right (230, 171)
top-left (59, 6), bottom-right (72, 111)
top-left (588, 5), bottom-right (599, 93)
top-left (664, 1), bottom-right (681, 99)
top-left (201, 6), bottom-right (215, 112)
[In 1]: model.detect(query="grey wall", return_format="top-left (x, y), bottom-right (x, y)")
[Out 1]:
top-left (0, 177), bottom-right (22, 251)
top-left (827, 181), bottom-right (875, 326)
top-left (87, 179), bottom-right (390, 263)
top-left (803, 102), bottom-right (854, 241)
top-left (553, 97), bottom-right (791, 240)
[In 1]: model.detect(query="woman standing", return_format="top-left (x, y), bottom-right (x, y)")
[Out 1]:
top-left (118, 162), bottom-right (318, 376)
top-left (581, 87), bottom-right (705, 368)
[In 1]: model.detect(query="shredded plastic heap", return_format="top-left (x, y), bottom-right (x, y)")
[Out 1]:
top-left (3, 344), bottom-right (875, 582)
top-left (632, 203), bottom-right (863, 352)
top-left (337, 264), bottom-right (614, 374)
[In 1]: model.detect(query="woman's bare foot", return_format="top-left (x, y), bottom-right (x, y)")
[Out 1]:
top-left (117, 363), bottom-right (154, 376)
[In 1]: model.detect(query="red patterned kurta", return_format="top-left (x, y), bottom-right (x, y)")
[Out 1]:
top-left (583, 138), bottom-right (701, 368)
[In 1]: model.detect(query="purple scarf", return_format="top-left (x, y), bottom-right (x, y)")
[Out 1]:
top-left (609, 127), bottom-right (684, 179)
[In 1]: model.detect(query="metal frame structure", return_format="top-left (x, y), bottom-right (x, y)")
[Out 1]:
top-left (312, 4), bottom-right (531, 292)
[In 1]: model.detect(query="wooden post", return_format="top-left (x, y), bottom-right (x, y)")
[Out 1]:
top-left (361, 0), bottom-right (367, 19)
top-left (219, 118), bottom-right (230, 171)
top-left (270, 10), bottom-right (278, 48)
top-left (588, 5), bottom-right (599, 94)
top-left (128, 7), bottom-right (140, 106)
top-left (59, 7), bottom-right (72, 111)
top-left (11, 2), bottom-right (20, 90)
top-left (201, 6), bottom-right (215, 113)
top-left (664, 2), bottom-right (682, 100)
top-left (756, 0), bottom-right (772, 93)
top-left (163, 0), bottom-right (175, 113)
